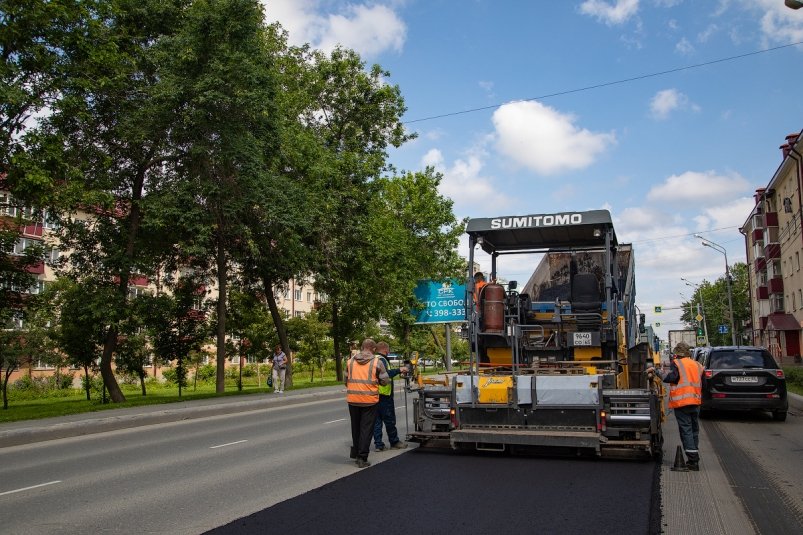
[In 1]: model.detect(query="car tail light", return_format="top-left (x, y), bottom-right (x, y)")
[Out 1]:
top-left (704, 370), bottom-right (713, 379)
top-left (599, 410), bottom-right (607, 432)
top-left (766, 394), bottom-right (780, 399)
top-left (775, 370), bottom-right (785, 379)
top-left (450, 408), bottom-right (457, 428)
top-left (712, 393), bottom-right (727, 398)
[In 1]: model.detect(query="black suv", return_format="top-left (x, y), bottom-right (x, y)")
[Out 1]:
top-left (697, 346), bottom-right (788, 421)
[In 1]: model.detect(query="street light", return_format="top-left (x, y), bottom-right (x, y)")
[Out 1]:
top-left (681, 277), bottom-right (709, 345)
top-left (693, 234), bottom-right (737, 345)
top-left (786, 0), bottom-right (803, 10)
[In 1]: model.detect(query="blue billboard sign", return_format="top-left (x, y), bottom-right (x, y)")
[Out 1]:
top-left (413, 279), bottom-right (466, 324)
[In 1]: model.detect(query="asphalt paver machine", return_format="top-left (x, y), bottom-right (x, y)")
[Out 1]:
top-left (408, 210), bottom-right (664, 458)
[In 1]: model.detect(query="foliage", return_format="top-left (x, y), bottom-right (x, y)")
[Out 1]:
top-left (8, 373), bottom-right (76, 400)
top-left (680, 262), bottom-right (750, 346)
top-left (194, 364), bottom-right (217, 383)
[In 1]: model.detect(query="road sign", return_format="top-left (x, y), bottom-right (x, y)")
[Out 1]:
top-left (655, 322), bottom-right (661, 327)
top-left (695, 314), bottom-right (703, 323)
top-left (654, 306), bottom-right (662, 313)
top-left (718, 324), bottom-right (729, 334)
top-left (697, 336), bottom-right (707, 345)
top-left (413, 279), bottom-right (466, 324)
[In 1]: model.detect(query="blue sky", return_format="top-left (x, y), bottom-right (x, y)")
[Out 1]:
top-left (263, 0), bottom-right (803, 341)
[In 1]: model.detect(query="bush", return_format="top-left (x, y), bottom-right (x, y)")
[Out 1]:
top-left (7, 373), bottom-right (78, 400)
top-left (785, 367), bottom-right (803, 389)
top-left (194, 364), bottom-right (216, 383)
top-left (161, 367), bottom-right (188, 387)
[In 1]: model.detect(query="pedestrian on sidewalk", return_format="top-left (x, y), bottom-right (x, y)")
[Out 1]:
top-left (270, 345), bottom-right (287, 393)
top-left (345, 338), bottom-right (389, 468)
top-left (647, 342), bottom-right (704, 470)
top-left (373, 341), bottom-right (409, 452)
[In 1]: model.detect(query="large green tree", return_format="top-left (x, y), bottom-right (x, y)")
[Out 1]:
top-left (302, 48), bottom-right (412, 380)
top-left (157, 0), bottom-right (278, 393)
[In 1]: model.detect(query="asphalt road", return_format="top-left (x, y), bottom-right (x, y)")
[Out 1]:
top-left (0, 388), bottom-right (660, 535)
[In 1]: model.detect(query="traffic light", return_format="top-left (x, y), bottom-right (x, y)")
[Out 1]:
top-left (697, 327), bottom-right (704, 336)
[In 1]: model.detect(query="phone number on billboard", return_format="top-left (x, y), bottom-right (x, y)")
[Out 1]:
top-left (429, 308), bottom-right (465, 317)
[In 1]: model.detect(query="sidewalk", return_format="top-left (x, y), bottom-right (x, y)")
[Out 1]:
top-left (0, 385), bottom-right (345, 448)
top-left (660, 391), bottom-right (803, 534)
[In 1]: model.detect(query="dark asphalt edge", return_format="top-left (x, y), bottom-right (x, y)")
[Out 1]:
top-left (0, 388), bottom-right (344, 448)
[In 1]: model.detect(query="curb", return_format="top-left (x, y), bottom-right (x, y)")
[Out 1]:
top-left (0, 388), bottom-right (345, 448)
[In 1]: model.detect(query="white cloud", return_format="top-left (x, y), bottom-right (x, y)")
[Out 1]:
top-left (649, 88), bottom-right (697, 120)
top-left (752, 0), bottom-right (803, 45)
top-left (646, 170), bottom-right (750, 205)
top-left (421, 148), bottom-right (512, 215)
top-left (579, 0), bottom-right (640, 25)
top-left (675, 37), bottom-right (694, 55)
top-left (492, 101), bottom-right (616, 175)
top-left (262, 1), bottom-right (406, 57)
top-left (698, 197), bottom-right (756, 230)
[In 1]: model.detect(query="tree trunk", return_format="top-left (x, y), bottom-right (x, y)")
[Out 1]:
top-left (215, 235), bottom-right (227, 394)
top-left (2, 368), bottom-right (10, 409)
top-left (83, 365), bottom-right (91, 401)
top-left (262, 280), bottom-right (293, 387)
top-left (139, 370), bottom-right (146, 396)
top-left (333, 301), bottom-right (344, 382)
top-left (100, 327), bottom-right (125, 402)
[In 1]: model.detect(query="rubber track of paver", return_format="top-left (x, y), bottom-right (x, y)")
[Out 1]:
top-left (206, 449), bottom-right (660, 535)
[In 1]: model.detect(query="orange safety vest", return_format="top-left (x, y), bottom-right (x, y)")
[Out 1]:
top-left (346, 356), bottom-right (380, 405)
top-left (668, 357), bottom-right (704, 409)
top-left (473, 280), bottom-right (487, 310)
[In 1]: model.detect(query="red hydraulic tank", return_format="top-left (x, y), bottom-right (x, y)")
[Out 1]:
top-left (482, 283), bottom-right (505, 333)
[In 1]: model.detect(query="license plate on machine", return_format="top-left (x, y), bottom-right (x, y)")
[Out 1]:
top-left (730, 376), bottom-right (759, 383)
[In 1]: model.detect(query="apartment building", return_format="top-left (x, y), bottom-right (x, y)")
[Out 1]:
top-left (740, 131), bottom-right (803, 363)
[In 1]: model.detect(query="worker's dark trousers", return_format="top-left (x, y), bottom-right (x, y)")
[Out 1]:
top-left (373, 395), bottom-right (400, 448)
top-left (674, 405), bottom-right (700, 463)
top-left (349, 403), bottom-right (378, 461)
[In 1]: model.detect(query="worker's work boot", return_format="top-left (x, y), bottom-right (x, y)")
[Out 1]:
top-left (687, 461), bottom-right (699, 471)
top-left (390, 442), bottom-right (408, 450)
top-left (356, 458), bottom-right (371, 468)
top-left (349, 447), bottom-right (357, 460)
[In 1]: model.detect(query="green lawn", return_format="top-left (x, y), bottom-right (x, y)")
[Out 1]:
top-left (0, 374), bottom-right (343, 424)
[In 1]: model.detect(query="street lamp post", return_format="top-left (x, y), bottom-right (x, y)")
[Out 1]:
top-left (682, 277), bottom-right (709, 345)
top-left (694, 234), bottom-right (737, 345)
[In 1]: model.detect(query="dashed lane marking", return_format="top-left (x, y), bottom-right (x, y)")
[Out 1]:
top-left (210, 440), bottom-right (248, 449)
top-left (0, 481), bottom-right (61, 497)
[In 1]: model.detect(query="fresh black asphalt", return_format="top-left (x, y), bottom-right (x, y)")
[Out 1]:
top-left (206, 448), bottom-right (661, 535)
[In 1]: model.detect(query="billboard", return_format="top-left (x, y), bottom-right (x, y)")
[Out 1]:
top-left (413, 279), bottom-right (466, 324)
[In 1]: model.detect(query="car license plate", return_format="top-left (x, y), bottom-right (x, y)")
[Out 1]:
top-left (730, 376), bottom-right (759, 383)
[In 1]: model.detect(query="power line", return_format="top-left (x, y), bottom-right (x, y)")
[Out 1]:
top-left (629, 226), bottom-right (739, 245)
top-left (404, 41), bottom-right (803, 125)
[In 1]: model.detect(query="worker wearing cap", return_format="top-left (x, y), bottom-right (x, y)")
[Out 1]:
top-left (647, 342), bottom-right (704, 470)
top-left (373, 341), bottom-right (409, 452)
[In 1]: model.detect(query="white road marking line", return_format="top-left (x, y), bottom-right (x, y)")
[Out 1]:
top-left (210, 440), bottom-right (248, 449)
top-left (324, 418), bottom-right (347, 424)
top-left (0, 481), bottom-right (61, 497)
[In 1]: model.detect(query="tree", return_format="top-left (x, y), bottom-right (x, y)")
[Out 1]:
top-left (681, 262), bottom-right (750, 345)
top-left (156, 0), bottom-right (279, 393)
top-left (285, 310), bottom-right (331, 381)
top-left (148, 279), bottom-right (210, 397)
top-left (302, 47), bottom-right (412, 381)
top-left (51, 279), bottom-right (108, 401)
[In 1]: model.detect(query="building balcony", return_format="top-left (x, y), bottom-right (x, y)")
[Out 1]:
top-left (754, 257), bottom-right (767, 273)
top-left (752, 228), bottom-right (764, 242)
top-left (765, 211), bottom-right (778, 227)
top-left (760, 315), bottom-right (768, 330)
top-left (25, 261), bottom-right (45, 275)
top-left (756, 285), bottom-right (769, 300)
top-left (764, 242), bottom-right (781, 260)
top-left (769, 277), bottom-right (784, 294)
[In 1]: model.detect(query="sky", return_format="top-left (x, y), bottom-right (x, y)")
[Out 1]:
top-left (261, 0), bottom-right (803, 342)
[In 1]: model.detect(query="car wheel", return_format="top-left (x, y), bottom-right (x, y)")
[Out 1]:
top-left (772, 410), bottom-right (787, 422)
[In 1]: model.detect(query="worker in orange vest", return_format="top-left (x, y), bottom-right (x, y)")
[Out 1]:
top-left (345, 338), bottom-right (390, 468)
top-left (647, 342), bottom-right (704, 470)
top-left (473, 271), bottom-right (488, 310)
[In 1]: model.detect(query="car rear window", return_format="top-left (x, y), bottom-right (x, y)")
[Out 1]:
top-left (708, 349), bottom-right (777, 370)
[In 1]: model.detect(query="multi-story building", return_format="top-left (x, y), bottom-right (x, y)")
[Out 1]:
top-left (740, 130), bottom-right (803, 363)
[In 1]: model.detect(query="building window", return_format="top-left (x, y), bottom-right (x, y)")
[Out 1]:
top-left (793, 292), bottom-right (797, 311)
top-left (294, 310), bottom-right (304, 318)
top-left (128, 286), bottom-right (151, 299)
top-left (306, 291), bottom-right (312, 302)
top-left (295, 288), bottom-right (302, 301)
top-left (797, 252), bottom-right (800, 271)
top-left (42, 210), bottom-right (60, 230)
top-left (11, 237), bottom-right (38, 255)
